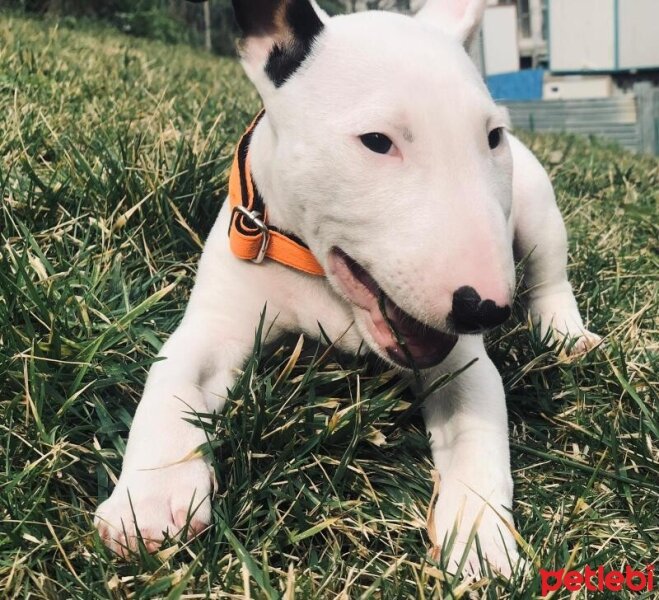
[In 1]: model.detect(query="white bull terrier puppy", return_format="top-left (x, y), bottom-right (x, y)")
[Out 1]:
top-left (95, 0), bottom-right (600, 576)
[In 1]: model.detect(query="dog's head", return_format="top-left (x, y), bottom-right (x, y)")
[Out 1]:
top-left (230, 0), bottom-right (515, 368)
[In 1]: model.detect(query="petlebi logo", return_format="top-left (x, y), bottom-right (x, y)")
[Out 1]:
top-left (540, 564), bottom-right (655, 595)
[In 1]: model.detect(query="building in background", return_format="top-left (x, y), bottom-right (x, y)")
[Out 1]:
top-left (480, 0), bottom-right (658, 99)
top-left (479, 0), bottom-right (658, 154)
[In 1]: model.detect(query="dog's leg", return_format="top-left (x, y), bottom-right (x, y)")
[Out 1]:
top-left (94, 212), bottom-right (279, 557)
top-left (93, 312), bottom-right (257, 556)
top-left (509, 135), bottom-right (601, 353)
top-left (424, 336), bottom-right (519, 577)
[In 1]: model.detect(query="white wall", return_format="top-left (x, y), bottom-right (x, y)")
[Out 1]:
top-left (618, 0), bottom-right (659, 70)
top-left (482, 6), bottom-right (520, 75)
top-left (550, 0), bottom-right (615, 72)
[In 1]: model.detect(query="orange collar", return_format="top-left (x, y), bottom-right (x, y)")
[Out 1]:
top-left (228, 111), bottom-right (325, 277)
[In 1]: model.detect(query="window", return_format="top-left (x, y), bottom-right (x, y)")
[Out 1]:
top-left (517, 0), bottom-right (531, 39)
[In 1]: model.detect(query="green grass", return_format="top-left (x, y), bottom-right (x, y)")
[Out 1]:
top-left (1, 12), bottom-right (657, 599)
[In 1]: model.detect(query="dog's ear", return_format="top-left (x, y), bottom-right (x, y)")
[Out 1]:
top-left (415, 0), bottom-right (486, 46)
top-left (230, 0), bottom-right (326, 90)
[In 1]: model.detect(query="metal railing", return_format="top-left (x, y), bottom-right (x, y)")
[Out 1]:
top-left (502, 82), bottom-right (658, 155)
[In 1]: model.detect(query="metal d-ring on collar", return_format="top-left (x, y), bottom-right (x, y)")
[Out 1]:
top-left (232, 205), bottom-right (270, 264)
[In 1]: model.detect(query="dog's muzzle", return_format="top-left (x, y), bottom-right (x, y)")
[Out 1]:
top-left (328, 248), bottom-right (459, 370)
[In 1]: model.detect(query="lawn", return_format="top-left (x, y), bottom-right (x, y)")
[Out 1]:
top-left (0, 12), bottom-right (657, 599)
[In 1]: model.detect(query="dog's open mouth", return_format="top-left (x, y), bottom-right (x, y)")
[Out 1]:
top-left (329, 248), bottom-right (458, 370)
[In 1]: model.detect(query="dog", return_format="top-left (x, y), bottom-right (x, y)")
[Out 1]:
top-left (94, 0), bottom-right (600, 576)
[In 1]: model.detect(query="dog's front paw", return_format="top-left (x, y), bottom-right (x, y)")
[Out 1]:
top-left (557, 327), bottom-right (601, 356)
top-left (431, 485), bottom-right (520, 578)
top-left (94, 458), bottom-right (214, 558)
top-left (530, 297), bottom-right (601, 356)
top-left (438, 539), bottom-right (521, 580)
top-left (541, 316), bottom-right (601, 356)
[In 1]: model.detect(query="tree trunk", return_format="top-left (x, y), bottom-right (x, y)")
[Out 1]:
top-left (203, 1), bottom-right (212, 52)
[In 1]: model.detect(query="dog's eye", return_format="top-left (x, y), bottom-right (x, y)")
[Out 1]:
top-left (360, 133), bottom-right (393, 154)
top-left (488, 127), bottom-right (504, 150)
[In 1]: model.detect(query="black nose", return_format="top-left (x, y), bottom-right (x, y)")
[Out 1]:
top-left (450, 286), bottom-right (511, 333)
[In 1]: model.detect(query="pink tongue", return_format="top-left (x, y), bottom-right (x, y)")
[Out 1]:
top-left (327, 251), bottom-right (398, 349)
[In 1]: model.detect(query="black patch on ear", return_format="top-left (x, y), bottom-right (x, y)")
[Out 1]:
top-left (232, 0), bottom-right (324, 87)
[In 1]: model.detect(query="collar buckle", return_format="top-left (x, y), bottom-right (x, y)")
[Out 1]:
top-left (233, 205), bottom-right (270, 264)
